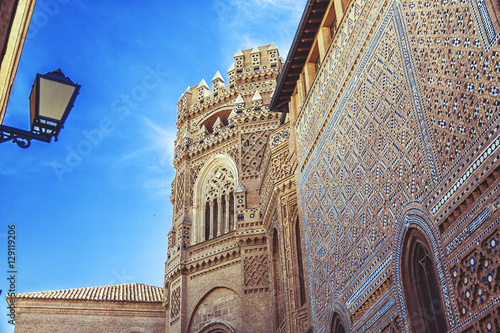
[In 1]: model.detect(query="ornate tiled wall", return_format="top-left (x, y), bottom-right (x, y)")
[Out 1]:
top-left (297, 0), bottom-right (500, 330)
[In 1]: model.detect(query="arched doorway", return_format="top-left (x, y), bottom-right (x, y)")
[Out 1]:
top-left (198, 322), bottom-right (235, 333)
top-left (402, 228), bottom-right (447, 332)
top-left (330, 312), bottom-right (346, 333)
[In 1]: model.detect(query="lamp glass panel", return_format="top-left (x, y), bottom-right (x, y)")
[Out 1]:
top-left (29, 79), bottom-right (38, 126)
top-left (38, 77), bottom-right (76, 121)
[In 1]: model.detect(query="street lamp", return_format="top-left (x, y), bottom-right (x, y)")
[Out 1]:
top-left (0, 69), bottom-right (80, 148)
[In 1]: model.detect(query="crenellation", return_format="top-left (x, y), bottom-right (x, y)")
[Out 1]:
top-left (176, 44), bottom-right (282, 123)
top-left (212, 71), bottom-right (225, 93)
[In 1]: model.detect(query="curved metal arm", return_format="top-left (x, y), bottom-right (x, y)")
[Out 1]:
top-left (0, 124), bottom-right (51, 149)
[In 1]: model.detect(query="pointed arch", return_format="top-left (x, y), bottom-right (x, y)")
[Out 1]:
top-left (402, 227), bottom-right (447, 332)
top-left (327, 298), bottom-right (350, 333)
top-left (330, 312), bottom-right (346, 333)
top-left (188, 287), bottom-right (241, 333)
top-left (394, 210), bottom-right (452, 332)
top-left (198, 322), bottom-right (235, 333)
top-left (193, 154), bottom-right (238, 243)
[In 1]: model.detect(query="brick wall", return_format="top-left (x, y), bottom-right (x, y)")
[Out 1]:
top-left (189, 288), bottom-right (241, 332)
top-left (12, 299), bottom-right (166, 333)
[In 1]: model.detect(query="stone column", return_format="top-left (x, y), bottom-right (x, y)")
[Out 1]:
top-left (217, 197), bottom-right (223, 236)
top-left (233, 194), bottom-right (237, 232)
top-left (199, 204), bottom-right (205, 242)
top-left (225, 195), bottom-right (230, 233)
top-left (209, 200), bottom-right (214, 239)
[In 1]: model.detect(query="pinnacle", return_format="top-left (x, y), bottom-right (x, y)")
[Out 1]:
top-left (268, 42), bottom-right (278, 51)
top-left (235, 182), bottom-right (246, 192)
top-left (250, 46), bottom-right (260, 54)
top-left (199, 79), bottom-right (209, 89)
top-left (228, 62), bottom-right (235, 72)
top-left (234, 49), bottom-right (243, 57)
top-left (228, 110), bottom-right (237, 119)
top-left (213, 116), bottom-right (223, 128)
top-left (198, 124), bottom-right (209, 133)
top-left (180, 214), bottom-right (191, 225)
top-left (185, 86), bottom-right (192, 94)
top-left (251, 90), bottom-right (262, 101)
top-left (212, 71), bottom-right (224, 81)
top-left (235, 94), bottom-right (244, 104)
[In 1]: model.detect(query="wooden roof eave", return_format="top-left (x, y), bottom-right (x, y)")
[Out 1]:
top-left (270, 0), bottom-right (330, 113)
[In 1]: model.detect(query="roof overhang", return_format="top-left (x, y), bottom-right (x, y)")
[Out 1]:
top-left (270, 0), bottom-right (330, 112)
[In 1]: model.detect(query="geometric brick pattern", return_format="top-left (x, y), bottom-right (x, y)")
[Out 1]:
top-left (170, 286), bottom-right (181, 320)
top-left (404, 0), bottom-right (500, 175)
top-left (244, 255), bottom-right (270, 287)
top-left (174, 170), bottom-right (185, 215)
top-left (450, 229), bottom-right (500, 319)
top-left (241, 130), bottom-right (269, 175)
top-left (302, 11), bottom-right (432, 325)
top-left (297, 0), bottom-right (500, 330)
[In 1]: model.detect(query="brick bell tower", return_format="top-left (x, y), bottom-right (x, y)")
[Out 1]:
top-left (164, 44), bottom-right (284, 333)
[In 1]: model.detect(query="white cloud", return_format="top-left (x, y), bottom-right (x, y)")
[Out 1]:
top-left (213, 0), bottom-right (306, 59)
top-left (141, 117), bottom-right (176, 167)
top-left (103, 116), bottom-right (176, 197)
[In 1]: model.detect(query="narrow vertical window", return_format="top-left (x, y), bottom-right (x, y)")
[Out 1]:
top-left (273, 229), bottom-right (285, 329)
top-left (212, 198), bottom-right (218, 236)
top-left (295, 218), bottom-right (306, 306)
top-left (222, 195), bottom-right (227, 231)
top-left (205, 201), bottom-right (210, 241)
top-left (402, 228), bottom-right (447, 333)
top-left (229, 192), bottom-right (234, 231)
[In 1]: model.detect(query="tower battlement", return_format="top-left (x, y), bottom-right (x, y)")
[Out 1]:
top-left (173, 44), bottom-right (284, 165)
top-left (175, 44), bottom-right (283, 126)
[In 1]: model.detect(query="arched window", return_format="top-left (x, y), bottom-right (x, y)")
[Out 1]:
top-left (193, 155), bottom-right (238, 244)
top-left (330, 313), bottom-right (346, 333)
top-left (402, 228), bottom-right (447, 333)
top-left (273, 229), bottom-right (285, 329)
top-left (202, 166), bottom-right (235, 240)
top-left (295, 217), bottom-right (306, 306)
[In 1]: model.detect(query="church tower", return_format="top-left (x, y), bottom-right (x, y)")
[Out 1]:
top-left (164, 44), bottom-right (284, 333)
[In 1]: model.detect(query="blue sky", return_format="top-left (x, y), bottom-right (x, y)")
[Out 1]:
top-left (0, 0), bottom-right (305, 330)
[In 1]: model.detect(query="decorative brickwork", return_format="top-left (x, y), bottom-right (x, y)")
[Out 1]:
top-left (273, 0), bottom-right (500, 330)
top-left (170, 286), bottom-right (181, 320)
top-left (450, 229), bottom-right (500, 318)
top-left (174, 170), bottom-right (185, 215)
top-left (244, 254), bottom-right (270, 287)
top-left (241, 130), bottom-right (270, 175)
top-left (13, 0), bottom-right (500, 331)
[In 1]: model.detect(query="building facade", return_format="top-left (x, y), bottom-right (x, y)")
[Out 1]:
top-left (271, 0), bottom-right (500, 332)
top-left (163, 44), bottom-right (312, 333)
top-left (8, 283), bottom-right (166, 333)
top-left (7, 0), bottom-right (500, 331)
